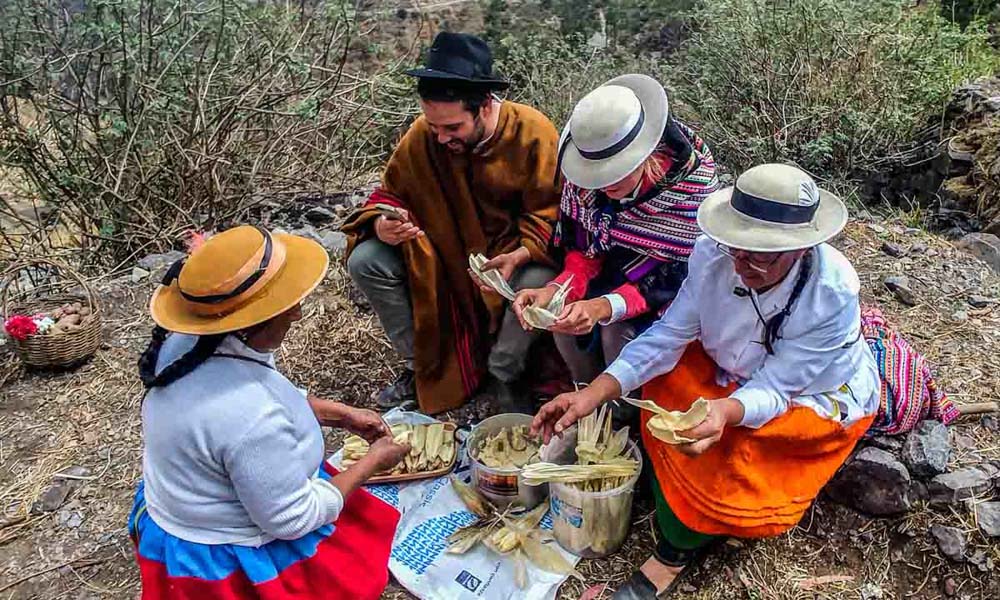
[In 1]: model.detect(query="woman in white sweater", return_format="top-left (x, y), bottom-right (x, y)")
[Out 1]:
top-left (129, 225), bottom-right (409, 600)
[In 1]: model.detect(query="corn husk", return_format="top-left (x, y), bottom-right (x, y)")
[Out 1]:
top-left (521, 275), bottom-right (574, 330)
top-left (473, 425), bottom-right (540, 468)
top-left (447, 478), bottom-right (570, 587)
top-left (520, 461), bottom-right (638, 486)
top-left (341, 423), bottom-right (455, 476)
top-left (624, 397), bottom-right (710, 444)
top-left (469, 253), bottom-right (517, 301)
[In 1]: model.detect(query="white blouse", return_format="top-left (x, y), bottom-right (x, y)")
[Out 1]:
top-left (606, 235), bottom-right (879, 428)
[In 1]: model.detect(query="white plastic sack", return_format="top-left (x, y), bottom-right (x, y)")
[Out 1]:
top-left (328, 409), bottom-right (580, 600)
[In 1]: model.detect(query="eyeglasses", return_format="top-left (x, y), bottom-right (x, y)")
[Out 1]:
top-left (716, 243), bottom-right (781, 274)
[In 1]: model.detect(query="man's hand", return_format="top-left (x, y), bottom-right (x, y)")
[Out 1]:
top-left (530, 373), bottom-right (622, 444)
top-left (550, 298), bottom-right (612, 335)
top-left (512, 285), bottom-right (558, 330)
top-left (675, 397), bottom-right (745, 456)
top-left (340, 406), bottom-right (391, 443)
top-left (374, 207), bottom-right (423, 246)
top-left (468, 246), bottom-right (530, 293)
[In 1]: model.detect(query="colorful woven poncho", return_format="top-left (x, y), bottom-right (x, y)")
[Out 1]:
top-left (862, 305), bottom-right (958, 435)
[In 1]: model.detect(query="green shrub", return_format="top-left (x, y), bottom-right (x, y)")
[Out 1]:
top-left (667, 0), bottom-right (999, 185)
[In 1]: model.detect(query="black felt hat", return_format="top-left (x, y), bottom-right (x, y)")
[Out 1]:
top-left (405, 32), bottom-right (509, 89)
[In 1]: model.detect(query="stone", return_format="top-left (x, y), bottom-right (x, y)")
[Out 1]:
top-left (968, 549), bottom-right (993, 573)
top-left (868, 435), bottom-right (904, 454)
top-left (290, 224), bottom-right (322, 244)
top-left (860, 583), bottom-right (884, 600)
top-left (950, 310), bottom-right (968, 323)
top-left (909, 242), bottom-right (928, 254)
top-left (884, 275), bottom-right (917, 306)
top-left (881, 242), bottom-right (906, 257)
top-left (319, 230), bottom-right (348, 255)
top-left (967, 294), bottom-right (992, 308)
top-left (981, 414), bottom-right (1000, 432)
top-left (304, 206), bottom-right (337, 224)
top-left (825, 447), bottom-right (912, 515)
top-left (131, 266), bottom-right (150, 283)
top-left (944, 577), bottom-right (958, 596)
top-left (957, 232), bottom-right (1000, 274)
top-left (137, 250), bottom-right (185, 272)
top-left (58, 510), bottom-right (83, 529)
top-left (928, 465), bottom-right (996, 505)
top-left (974, 501), bottom-right (1000, 537)
top-left (902, 421), bottom-right (951, 478)
top-left (30, 466), bottom-right (90, 514)
top-left (929, 524), bottom-right (966, 561)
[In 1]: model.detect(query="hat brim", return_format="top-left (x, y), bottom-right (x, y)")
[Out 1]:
top-left (559, 74), bottom-right (669, 190)
top-left (404, 68), bottom-right (510, 89)
top-left (149, 234), bottom-right (329, 335)
top-left (697, 186), bottom-right (848, 252)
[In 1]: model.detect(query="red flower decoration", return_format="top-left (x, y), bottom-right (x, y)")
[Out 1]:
top-left (4, 315), bottom-right (38, 341)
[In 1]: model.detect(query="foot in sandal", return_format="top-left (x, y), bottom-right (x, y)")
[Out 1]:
top-left (611, 538), bottom-right (717, 599)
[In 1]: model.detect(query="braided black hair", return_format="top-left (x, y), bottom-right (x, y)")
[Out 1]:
top-left (137, 326), bottom-right (226, 389)
top-left (761, 249), bottom-right (813, 355)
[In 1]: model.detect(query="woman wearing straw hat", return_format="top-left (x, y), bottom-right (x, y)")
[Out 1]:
top-left (129, 225), bottom-right (409, 600)
top-left (531, 165), bottom-right (879, 598)
top-left (512, 74), bottom-right (718, 419)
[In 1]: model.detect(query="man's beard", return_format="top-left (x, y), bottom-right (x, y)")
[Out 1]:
top-left (445, 118), bottom-right (486, 154)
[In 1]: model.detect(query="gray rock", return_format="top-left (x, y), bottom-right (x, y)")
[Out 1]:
top-left (951, 310), bottom-right (968, 323)
top-left (30, 467), bottom-right (90, 514)
top-left (138, 250), bottom-right (185, 272)
top-left (968, 549), bottom-right (994, 573)
top-left (967, 295), bottom-right (992, 308)
top-left (981, 414), bottom-right (1000, 432)
top-left (131, 266), bottom-right (150, 283)
top-left (902, 421), bottom-right (951, 478)
top-left (884, 275), bottom-right (917, 306)
top-left (881, 242), bottom-right (906, 257)
top-left (826, 447), bottom-right (913, 515)
top-left (974, 501), bottom-right (1000, 537)
top-left (930, 524), bottom-right (966, 561)
top-left (860, 583), bottom-right (884, 600)
top-left (957, 232), bottom-right (1000, 274)
top-left (58, 510), bottom-right (83, 529)
top-left (928, 465), bottom-right (996, 505)
top-left (290, 224), bottom-right (322, 244)
top-left (319, 230), bottom-right (348, 255)
top-left (868, 435), bottom-right (904, 454)
top-left (305, 206), bottom-right (337, 224)
top-left (909, 242), bottom-right (928, 254)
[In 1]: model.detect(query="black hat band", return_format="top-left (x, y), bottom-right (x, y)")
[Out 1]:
top-left (731, 187), bottom-right (818, 225)
top-left (576, 105), bottom-right (645, 161)
top-left (167, 227), bottom-right (274, 305)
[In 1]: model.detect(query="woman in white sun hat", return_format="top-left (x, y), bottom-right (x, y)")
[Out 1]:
top-left (532, 164), bottom-right (880, 599)
top-left (512, 74), bottom-right (719, 425)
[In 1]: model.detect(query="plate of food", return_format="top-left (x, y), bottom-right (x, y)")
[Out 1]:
top-left (340, 421), bottom-right (458, 484)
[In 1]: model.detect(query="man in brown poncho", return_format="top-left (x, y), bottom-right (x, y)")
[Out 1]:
top-left (342, 32), bottom-right (561, 414)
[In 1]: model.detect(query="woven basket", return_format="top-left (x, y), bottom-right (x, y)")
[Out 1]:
top-left (1, 259), bottom-right (103, 368)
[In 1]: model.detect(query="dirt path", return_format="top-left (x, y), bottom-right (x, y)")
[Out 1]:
top-left (0, 219), bottom-right (998, 599)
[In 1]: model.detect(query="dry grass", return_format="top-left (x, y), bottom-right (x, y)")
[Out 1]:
top-left (0, 213), bottom-right (998, 598)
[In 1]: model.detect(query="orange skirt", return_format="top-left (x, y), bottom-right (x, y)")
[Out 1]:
top-left (640, 343), bottom-right (873, 538)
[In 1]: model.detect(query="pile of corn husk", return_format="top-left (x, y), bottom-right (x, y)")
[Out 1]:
top-left (624, 397), bottom-right (710, 444)
top-left (342, 423), bottom-right (454, 475)
top-left (448, 478), bottom-right (582, 588)
top-left (521, 404), bottom-right (640, 556)
top-left (472, 425), bottom-right (540, 468)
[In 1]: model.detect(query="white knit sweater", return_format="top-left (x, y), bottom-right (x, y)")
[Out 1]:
top-left (141, 334), bottom-right (344, 547)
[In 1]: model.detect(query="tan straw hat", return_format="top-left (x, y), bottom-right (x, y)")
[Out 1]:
top-left (558, 74), bottom-right (669, 190)
top-left (697, 163), bottom-right (848, 252)
top-left (150, 225), bottom-right (328, 335)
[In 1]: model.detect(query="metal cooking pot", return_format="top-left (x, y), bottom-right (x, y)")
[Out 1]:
top-left (467, 413), bottom-right (548, 510)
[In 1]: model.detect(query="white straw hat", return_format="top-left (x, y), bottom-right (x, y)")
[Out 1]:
top-left (697, 164), bottom-right (848, 252)
top-left (558, 74), bottom-right (669, 190)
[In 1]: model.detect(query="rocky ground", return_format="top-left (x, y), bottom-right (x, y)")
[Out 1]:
top-left (0, 196), bottom-right (999, 599)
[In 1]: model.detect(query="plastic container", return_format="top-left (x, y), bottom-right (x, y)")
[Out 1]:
top-left (467, 413), bottom-right (548, 510)
top-left (540, 426), bottom-right (642, 558)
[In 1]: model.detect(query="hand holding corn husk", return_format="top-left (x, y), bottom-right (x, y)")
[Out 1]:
top-left (341, 422), bottom-right (455, 475)
top-left (447, 478), bottom-right (583, 587)
top-left (626, 396), bottom-right (743, 455)
top-left (517, 276), bottom-right (574, 330)
top-left (469, 253), bottom-right (518, 301)
top-left (624, 397), bottom-right (710, 444)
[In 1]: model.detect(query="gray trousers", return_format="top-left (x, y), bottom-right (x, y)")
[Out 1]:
top-left (347, 238), bottom-right (556, 383)
top-left (554, 321), bottom-right (637, 386)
